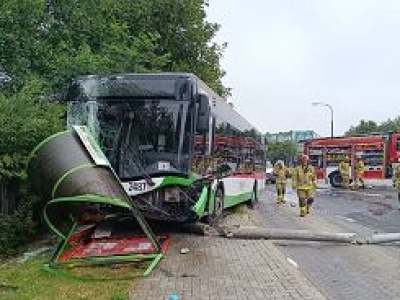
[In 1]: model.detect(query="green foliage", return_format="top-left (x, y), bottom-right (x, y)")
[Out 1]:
top-left (0, 80), bottom-right (64, 180)
top-left (111, 292), bottom-right (128, 300)
top-left (146, 0), bottom-right (230, 96)
top-left (0, 203), bottom-right (35, 257)
top-left (346, 120), bottom-right (379, 135)
top-left (379, 117), bottom-right (400, 132)
top-left (267, 141), bottom-right (297, 165)
top-left (346, 117), bottom-right (400, 135)
top-left (0, 256), bottom-right (135, 299)
top-left (0, 80), bottom-right (63, 256)
top-left (0, 0), bottom-right (227, 95)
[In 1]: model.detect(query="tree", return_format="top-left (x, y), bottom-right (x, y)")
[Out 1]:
top-left (114, 0), bottom-right (230, 96)
top-left (346, 120), bottom-right (379, 135)
top-left (346, 118), bottom-right (400, 135)
top-left (0, 0), bottom-right (228, 96)
top-left (0, 79), bottom-right (64, 255)
top-left (266, 141), bottom-right (297, 165)
top-left (0, 79), bottom-right (64, 181)
top-left (379, 117), bottom-right (400, 132)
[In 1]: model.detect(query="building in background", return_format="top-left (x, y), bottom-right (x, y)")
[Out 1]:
top-left (265, 130), bottom-right (320, 143)
top-left (265, 130), bottom-right (320, 166)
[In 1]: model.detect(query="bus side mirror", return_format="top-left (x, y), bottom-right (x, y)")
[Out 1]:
top-left (196, 94), bottom-right (210, 133)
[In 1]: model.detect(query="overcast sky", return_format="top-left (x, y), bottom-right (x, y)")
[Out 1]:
top-left (206, 0), bottom-right (400, 137)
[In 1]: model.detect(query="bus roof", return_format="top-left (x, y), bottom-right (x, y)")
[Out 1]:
top-left (65, 73), bottom-right (198, 101)
top-left (193, 77), bottom-right (261, 134)
top-left (72, 72), bottom-right (196, 82)
top-left (65, 72), bottom-right (263, 137)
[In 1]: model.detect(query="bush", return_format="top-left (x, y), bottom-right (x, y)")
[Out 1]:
top-left (0, 202), bottom-right (36, 257)
top-left (0, 80), bottom-right (64, 257)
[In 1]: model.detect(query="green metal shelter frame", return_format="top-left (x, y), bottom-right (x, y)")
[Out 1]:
top-left (27, 126), bottom-right (164, 279)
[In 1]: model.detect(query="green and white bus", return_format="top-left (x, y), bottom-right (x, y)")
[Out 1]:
top-left (64, 73), bottom-right (266, 222)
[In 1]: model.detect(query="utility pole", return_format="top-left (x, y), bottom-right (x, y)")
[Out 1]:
top-left (312, 102), bottom-right (334, 138)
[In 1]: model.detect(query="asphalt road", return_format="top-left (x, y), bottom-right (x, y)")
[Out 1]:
top-left (258, 183), bottom-right (400, 300)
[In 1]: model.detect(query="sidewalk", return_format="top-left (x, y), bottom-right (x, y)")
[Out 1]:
top-left (130, 234), bottom-right (326, 300)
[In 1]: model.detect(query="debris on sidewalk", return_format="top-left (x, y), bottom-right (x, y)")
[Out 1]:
top-left (17, 247), bottom-right (52, 263)
top-left (181, 222), bottom-right (211, 235)
top-left (168, 292), bottom-right (180, 300)
top-left (180, 248), bottom-right (190, 255)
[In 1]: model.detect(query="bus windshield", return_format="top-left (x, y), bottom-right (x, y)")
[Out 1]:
top-left (97, 99), bottom-right (191, 179)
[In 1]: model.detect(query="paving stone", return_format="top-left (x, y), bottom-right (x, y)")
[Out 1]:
top-left (130, 232), bottom-right (325, 299)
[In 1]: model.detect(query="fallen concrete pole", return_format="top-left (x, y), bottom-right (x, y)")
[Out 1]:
top-left (364, 233), bottom-right (400, 244)
top-left (222, 226), bottom-right (357, 243)
top-left (182, 222), bottom-right (211, 235)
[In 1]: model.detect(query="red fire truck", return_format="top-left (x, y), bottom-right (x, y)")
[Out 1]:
top-left (302, 132), bottom-right (400, 187)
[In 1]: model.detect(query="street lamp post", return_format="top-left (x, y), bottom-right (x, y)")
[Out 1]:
top-left (312, 102), bottom-right (333, 138)
top-left (312, 102), bottom-right (334, 184)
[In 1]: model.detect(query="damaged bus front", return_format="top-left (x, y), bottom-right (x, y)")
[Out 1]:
top-left (64, 73), bottom-right (266, 223)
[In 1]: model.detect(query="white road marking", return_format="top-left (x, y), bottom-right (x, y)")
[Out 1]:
top-left (287, 257), bottom-right (298, 268)
top-left (335, 215), bottom-right (357, 223)
top-left (357, 192), bottom-right (384, 198)
top-left (338, 189), bottom-right (385, 198)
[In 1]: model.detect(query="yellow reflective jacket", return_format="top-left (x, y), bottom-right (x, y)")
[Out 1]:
top-left (292, 165), bottom-right (317, 190)
top-left (273, 166), bottom-right (290, 184)
top-left (393, 164), bottom-right (400, 186)
top-left (339, 161), bottom-right (350, 176)
top-left (355, 160), bottom-right (364, 175)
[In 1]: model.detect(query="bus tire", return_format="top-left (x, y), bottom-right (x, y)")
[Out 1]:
top-left (329, 171), bottom-right (342, 188)
top-left (248, 181), bottom-right (258, 209)
top-left (212, 186), bottom-right (224, 219)
top-left (252, 181), bottom-right (258, 202)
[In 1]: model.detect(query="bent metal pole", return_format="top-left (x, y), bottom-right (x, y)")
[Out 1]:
top-left (365, 233), bottom-right (400, 244)
top-left (223, 226), bottom-right (357, 243)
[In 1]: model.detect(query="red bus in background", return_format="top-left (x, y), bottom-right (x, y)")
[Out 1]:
top-left (302, 132), bottom-right (400, 187)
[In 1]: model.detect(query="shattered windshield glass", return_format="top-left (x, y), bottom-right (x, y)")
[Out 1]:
top-left (65, 75), bottom-right (194, 179)
top-left (97, 99), bottom-right (191, 179)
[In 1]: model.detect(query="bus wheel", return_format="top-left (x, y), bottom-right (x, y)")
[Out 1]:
top-left (253, 181), bottom-right (258, 202)
top-left (329, 171), bottom-right (342, 188)
top-left (248, 182), bottom-right (258, 208)
top-left (213, 187), bottom-right (224, 219)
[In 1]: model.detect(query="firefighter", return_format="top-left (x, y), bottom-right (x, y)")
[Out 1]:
top-left (273, 160), bottom-right (290, 204)
top-left (393, 164), bottom-right (400, 210)
top-left (339, 156), bottom-right (351, 189)
top-left (292, 155), bottom-right (317, 217)
top-left (354, 156), bottom-right (365, 189)
top-left (243, 157), bottom-right (253, 173)
top-left (197, 155), bottom-right (206, 174)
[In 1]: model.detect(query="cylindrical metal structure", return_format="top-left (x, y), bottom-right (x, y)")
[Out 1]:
top-left (27, 130), bottom-right (132, 238)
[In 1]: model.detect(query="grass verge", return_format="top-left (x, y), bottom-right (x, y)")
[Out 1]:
top-left (0, 255), bottom-right (138, 300)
